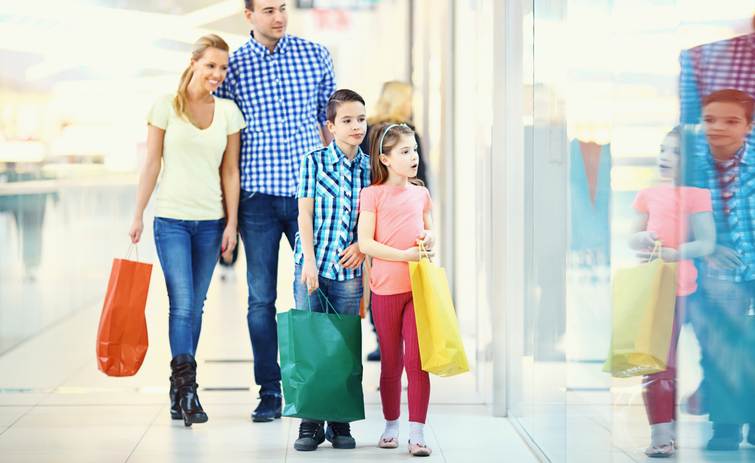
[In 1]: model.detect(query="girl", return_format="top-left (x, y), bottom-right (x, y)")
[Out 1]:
top-left (128, 34), bottom-right (245, 426)
top-left (628, 127), bottom-right (715, 457)
top-left (358, 122), bottom-right (435, 457)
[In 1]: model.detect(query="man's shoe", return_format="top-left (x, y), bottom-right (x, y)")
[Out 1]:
top-left (366, 346), bottom-right (381, 362)
top-left (251, 395), bottom-right (281, 423)
top-left (706, 423), bottom-right (741, 451)
top-left (326, 421), bottom-right (356, 449)
top-left (294, 421), bottom-right (325, 451)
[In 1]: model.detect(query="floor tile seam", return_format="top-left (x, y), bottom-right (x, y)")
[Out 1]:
top-left (123, 403), bottom-right (167, 463)
top-left (0, 404), bottom-right (35, 439)
top-left (427, 419), bottom-right (449, 463)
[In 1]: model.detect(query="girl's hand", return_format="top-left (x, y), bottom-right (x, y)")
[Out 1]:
top-left (221, 226), bottom-right (237, 263)
top-left (634, 231), bottom-right (657, 249)
top-left (302, 260), bottom-right (319, 293)
top-left (128, 216), bottom-right (144, 244)
top-left (417, 230), bottom-right (434, 250)
top-left (637, 247), bottom-right (679, 262)
top-left (339, 243), bottom-right (365, 269)
top-left (403, 246), bottom-right (436, 262)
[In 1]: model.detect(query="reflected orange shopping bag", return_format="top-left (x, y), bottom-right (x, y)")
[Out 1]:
top-left (96, 246), bottom-right (152, 376)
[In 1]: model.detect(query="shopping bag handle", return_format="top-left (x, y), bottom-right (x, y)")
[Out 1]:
top-left (305, 288), bottom-right (343, 320)
top-left (418, 241), bottom-right (432, 262)
top-left (649, 241), bottom-right (662, 261)
top-left (125, 243), bottom-right (140, 262)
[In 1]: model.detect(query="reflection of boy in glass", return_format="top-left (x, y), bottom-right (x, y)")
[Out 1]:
top-left (687, 89), bottom-right (755, 451)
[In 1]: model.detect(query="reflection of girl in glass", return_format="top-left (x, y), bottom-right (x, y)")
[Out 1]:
top-left (628, 127), bottom-right (716, 457)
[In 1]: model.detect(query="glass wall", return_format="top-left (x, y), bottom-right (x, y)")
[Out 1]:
top-left (511, 0), bottom-right (755, 461)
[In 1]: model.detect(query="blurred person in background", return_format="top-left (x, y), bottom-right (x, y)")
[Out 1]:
top-left (129, 34), bottom-right (244, 427)
top-left (628, 127), bottom-right (715, 458)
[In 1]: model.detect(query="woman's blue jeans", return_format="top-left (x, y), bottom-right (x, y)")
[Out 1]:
top-left (154, 217), bottom-right (224, 357)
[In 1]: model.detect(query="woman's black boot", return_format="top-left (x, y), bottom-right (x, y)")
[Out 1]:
top-left (168, 375), bottom-right (181, 420)
top-left (170, 354), bottom-right (209, 427)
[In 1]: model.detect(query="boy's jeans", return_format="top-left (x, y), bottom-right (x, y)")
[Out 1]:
top-left (238, 191), bottom-right (298, 398)
top-left (293, 263), bottom-right (363, 425)
top-left (153, 217), bottom-right (224, 357)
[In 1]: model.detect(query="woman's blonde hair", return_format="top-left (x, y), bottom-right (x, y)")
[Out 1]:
top-left (174, 34), bottom-right (230, 123)
top-left (367, 81), bottom-right (413, 125)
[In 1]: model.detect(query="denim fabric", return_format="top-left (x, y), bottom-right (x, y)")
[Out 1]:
top-left (238, 190), bottom-right (298, 397)
top-left (153, 217), bottom-right (224, 357)
top-left (293, 264), bottom-right (362, 316)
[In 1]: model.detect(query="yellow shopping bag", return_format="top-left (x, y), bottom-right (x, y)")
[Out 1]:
top-left (603, 244), bottom-right (677, 378)
top-left (409, 244), bottom-right (470, 377)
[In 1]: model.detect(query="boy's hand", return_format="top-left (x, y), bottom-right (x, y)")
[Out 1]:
top-left (706, 245), bottom-right (743, 270)
top-left (339, 244), bottom-right (365, 269)
top-left (302, 260), bottom-right (319, 293)
top-left (417, 230), bottom-right (434, 250)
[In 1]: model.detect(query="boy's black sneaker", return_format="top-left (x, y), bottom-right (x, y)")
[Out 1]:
top-left (294, 421), bottom-right (325, 451)
top-left (326, 421), bottom-right (356, 449)
top-left (251, 395), bottom-right (281, 423)
top-left (706, 423), bottom-right (741, 451)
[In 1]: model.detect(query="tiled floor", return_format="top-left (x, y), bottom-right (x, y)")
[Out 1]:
top-left (0, 246), bottom-right (536, 463)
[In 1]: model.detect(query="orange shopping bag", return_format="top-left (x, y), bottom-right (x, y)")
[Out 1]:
top-left (96, 245), bottom-right (152, 376)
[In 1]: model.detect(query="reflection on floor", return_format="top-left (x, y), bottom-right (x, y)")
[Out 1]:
top-left (0, 244), bottom-right (534, 463)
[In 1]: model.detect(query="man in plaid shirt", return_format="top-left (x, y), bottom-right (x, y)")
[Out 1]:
top-left (215, 0), bottom-right (336, 423)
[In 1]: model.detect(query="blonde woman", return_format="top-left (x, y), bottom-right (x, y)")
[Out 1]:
top-left (360, 81), bottom-right (427, 188)
top-left (128, 34), bottom-right (245, 427)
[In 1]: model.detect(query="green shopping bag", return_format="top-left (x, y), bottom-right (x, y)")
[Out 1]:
top-left (277, 290), bottom-right (365, 422)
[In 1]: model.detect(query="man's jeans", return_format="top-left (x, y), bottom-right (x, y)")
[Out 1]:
top-left (239, 191), bottom-right (298, 397)
top-left (153, 217), bottom-right (224, 357)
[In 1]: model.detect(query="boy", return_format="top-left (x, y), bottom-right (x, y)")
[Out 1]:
top-left (687, 88), bottom-right (755, 451)
top-left (292, 89), bottom-right (370, 451)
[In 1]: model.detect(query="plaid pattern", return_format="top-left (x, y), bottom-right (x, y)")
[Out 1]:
top-left (689, 142), bottom-right (755, 282)
top-left (215, 33), bottom-right (336, 197)
top-left (294, 142), bottom-right (371, 281)
top-left (680, 33), bottom-right (755, 132)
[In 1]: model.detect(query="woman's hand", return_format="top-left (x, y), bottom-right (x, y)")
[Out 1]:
top-left (221, 225), bottom-right (237, 262)
top-left (302, 259), bottom-right (319, 293)
top-left (129, 216), bottom-right (144, 244)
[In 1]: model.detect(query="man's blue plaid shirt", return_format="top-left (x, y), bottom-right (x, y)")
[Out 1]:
top-left (215, 33), bottom-right (336, 197)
